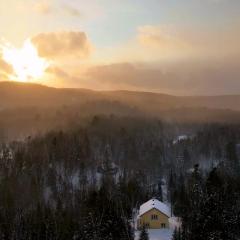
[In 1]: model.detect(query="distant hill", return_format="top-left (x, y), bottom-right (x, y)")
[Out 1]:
top-left (0, 81), bottom-right (240, 111)
top-left (0, 81), bottom-right (240, 140)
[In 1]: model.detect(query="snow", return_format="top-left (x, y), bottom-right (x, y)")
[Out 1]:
top-left (173, 135), bottom-right (189, 144)
top-left (134, 217), bottom-right (181, 240)
top-left (169, 217), bottom-right (182, 230)
top-left (135, 229), bottom-right (173, 240)
top-left (138, 199), bottom-right (171, 217)
top-left (161, 180), bottom-right (168, 203)
top-left (43, 186), bottom-right (52, 202)
top-left (71, 171), bottom-right (80, 188)
top-left (236, 143), bottom-right (240, 157)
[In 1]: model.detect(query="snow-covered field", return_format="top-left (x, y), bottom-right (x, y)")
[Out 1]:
top-left (135, 229), bottom-right (173, 240)
top-left (134, 217), bottom-right (181, 240)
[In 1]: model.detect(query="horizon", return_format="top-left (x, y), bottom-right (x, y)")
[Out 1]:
top-left (1, 80), bottom-right (240, 97)
top-left (0, 0), bottom-right (240, 95)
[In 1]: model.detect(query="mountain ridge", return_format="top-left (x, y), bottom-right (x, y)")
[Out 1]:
top-left (0, 81), bottom-right (240, 111)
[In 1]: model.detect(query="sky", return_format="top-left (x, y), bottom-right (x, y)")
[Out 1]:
top-left (0, 0), bottom-right (240, 95)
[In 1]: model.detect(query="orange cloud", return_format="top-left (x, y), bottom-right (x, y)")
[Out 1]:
top-left (34, 1), bottom-right (82, 18)
top-left (84, 60), bottom-right (240, 95)
top-left (136, 25), bottom-right (194, 59)
top-left (46, 66), bottom-right (72, 80)
top-left (138, 25), bottom-right (185, 48)
top-left (63, 5), bottom-right (82, 17)
top-left (136, 24), bottom-right (240, 60)
top-left (0, 54), bottom-right (13, 75)
top-left (31, 31), bottom-right (92, 59)
top-left (34, 2), bottom-right (52, 15)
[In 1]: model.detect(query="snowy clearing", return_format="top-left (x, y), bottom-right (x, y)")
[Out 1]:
top-left (135, 229), bottom-right (173, 240)
top-left (134, 217), bottom-right (181, 240)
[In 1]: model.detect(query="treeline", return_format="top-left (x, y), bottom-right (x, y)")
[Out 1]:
top-left (0, 143), bottom-right (148, 239)
top-left (0, 116), bottom-right (239, 239)
top-left (172, 141), bottom-right (240, 240)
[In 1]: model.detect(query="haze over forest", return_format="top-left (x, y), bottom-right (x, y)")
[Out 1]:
top-left (0, 81), bottom-right (240, 141)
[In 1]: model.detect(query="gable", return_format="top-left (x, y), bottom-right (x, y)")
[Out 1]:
top-left (139, 199), bottom-right (171, 218)
top-left (139, 207), bottom-right (170, 219)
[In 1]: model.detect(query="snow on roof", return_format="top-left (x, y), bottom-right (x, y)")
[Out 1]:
top-left (138, 199), bottom-right (171, 218)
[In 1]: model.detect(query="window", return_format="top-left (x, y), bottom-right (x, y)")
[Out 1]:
top-left (151, 214), bottom-right (158, 220)
top-left (145, 223), bottom-right (150, 228)
top-left (161, 223), bottom-right (166, 228)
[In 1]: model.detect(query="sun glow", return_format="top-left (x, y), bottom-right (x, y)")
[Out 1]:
top-left (2, 40), bottom-right (49, 82)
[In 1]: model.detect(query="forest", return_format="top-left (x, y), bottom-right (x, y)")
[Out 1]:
top-left (0, 115), bottom-right (239, 239)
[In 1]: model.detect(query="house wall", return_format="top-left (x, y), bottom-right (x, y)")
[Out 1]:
top-left (137, 208), bottom-right (169, 229)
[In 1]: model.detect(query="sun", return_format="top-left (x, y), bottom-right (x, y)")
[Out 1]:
top-left (2, 40), bottom-right (49, 82)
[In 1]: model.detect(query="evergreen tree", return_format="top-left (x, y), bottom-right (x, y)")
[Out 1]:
top-left (172, 227), bottom-right (183, 240)
top-left (139, 226), bottom-right (149, 240)
top-left (226, 141), bottom-right (239, 173)
top-left (199, 168), bottom-right (225, 240)
top-left (169, 169), bottom-right (176, 216)
top-left (172, 228), bottom-right (178, 240)
top-left (173, 183), bottom-right (188, 218)
top-left (157, 180), bottom-right (163, 201)
top-left (185, 164), bottom-right (204, 240)
top-left (183, 149), bottom-right (191, 169)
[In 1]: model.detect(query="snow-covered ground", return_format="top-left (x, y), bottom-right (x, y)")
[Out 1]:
top-left (135, 229), bottom-right (173, 240)
top-left (134, 217), bottom-right (181, 240)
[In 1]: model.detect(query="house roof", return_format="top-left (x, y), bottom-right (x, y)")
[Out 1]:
top-left (138, 199), bottom-right (171, 218)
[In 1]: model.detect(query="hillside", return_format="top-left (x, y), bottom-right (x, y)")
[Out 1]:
top-left (0, 81), bottom-right (240, 111)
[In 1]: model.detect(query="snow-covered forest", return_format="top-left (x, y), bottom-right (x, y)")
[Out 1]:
top-left (0, 116), bottom-right (239, 239)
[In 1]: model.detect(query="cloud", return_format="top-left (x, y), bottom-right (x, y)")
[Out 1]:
top-left (137, 25), bottom-right (189, 49)
top-left (136, 24), bottom-right (240, 60)
top-left (45, 65), bottom-right (91, 88)
top-left (44, 58), bottom-right (240, 95)
top-left (34, 1), bottom-right (52, 15)
top-left (93, 23), bottom-right (240, 64)
top-left (63, 5), bottom-right (82, 17)
top-left (31, 31), bottom-right (92, 59)
top-left (84, 61), bottom-right (240, 95)
top-left (86, 62), bottom-right (183, 93)
top-left (46, 66), bottom-right (72, 80)
top-left (0, 58), bottom-right (13, 74)
top-left (135, 25), bottom-right (195, 60)
top-left (28, 24), bottom-right (240, 95)
top-left (0, 53), bottom-right (12, 80)
top-left (0, 54), bottom-right (13, 75)
top-left (34, 1), bottom-right (82, 17)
